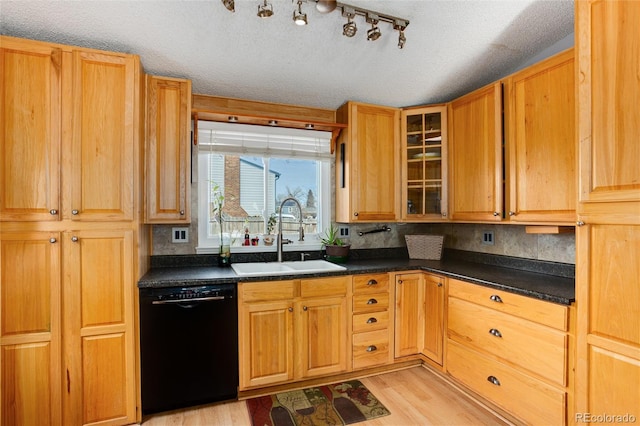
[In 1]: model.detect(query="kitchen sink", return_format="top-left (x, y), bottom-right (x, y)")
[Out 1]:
top-left (231, 260), bottom-right (346, 277)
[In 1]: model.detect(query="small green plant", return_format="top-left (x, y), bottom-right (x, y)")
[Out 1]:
top-left (210, 182), bottom-right (225, 241)
top-left (320, 224), bottom-right (344, 247)
top-left (266, 213), bottom-right (277, 235)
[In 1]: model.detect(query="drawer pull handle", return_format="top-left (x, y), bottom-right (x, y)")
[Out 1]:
top-left (367, 279), bottom-right (378, 286)
top-left (366, 317), bottom-right (378, 324)
top-left (487, 376), bottom-right (501, 386)
top-left (366, 345), bottom-right (377, 352)
top-left (367, 298), bottom-right (378, 305)
top-left (489, 294), bottom-right (503, 303)
top-left (489, 328), bottom-right (502, 338)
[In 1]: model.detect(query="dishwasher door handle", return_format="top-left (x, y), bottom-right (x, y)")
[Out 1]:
top-left (152, 296), bottom-right (226, 305)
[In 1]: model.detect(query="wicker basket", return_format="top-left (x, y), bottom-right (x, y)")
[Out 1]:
top-left (405, 235), bottom-right (444, 260)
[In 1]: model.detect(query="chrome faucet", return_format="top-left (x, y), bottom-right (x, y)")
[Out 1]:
top-left (277, 197), bottom-right (305, 262)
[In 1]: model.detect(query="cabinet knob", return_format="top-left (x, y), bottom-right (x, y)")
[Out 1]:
top-left (508, 211), bottom-right (515, 216)
top-left (366, 317), bottom-right (378, 324)
top-left (437, 282), bottom-right (443, 287)
top-left (489, 294), bottom-right (503, 303)
top-left (487, 376), bottom-right (501, 386)
top-left (366, 298), bottom-right (378, 305)
top-left (489, 328), bottom-right (503, 338)
top-left (49, 238), bottom-right (57, 243)
top-left (441, 212), bottom-right (447, 218)
top-left (366, 345), bottom-right (377, 352)
top-left (180, 210), bottom-right (185, 215)
top-left (367, 279), bottom-right (378, 286)
top-left (354, 212), bottom-right (359, 217)
top-left (288, 307), bottom-right (293, 312)
top-left (71, 209), bottom-right (79, 215)
top-left (303, 306), bottom-right (308, 311)
top-left (49, 209), bottom-right (58, 215)
top-left (398, 280), bottom-right (403, 284)
top-left (493, 212), bottom-right (500, 217)
top-left (71, 236), bottom-right (79, 242)
top-left (576, 221), bottom-right (585, 226)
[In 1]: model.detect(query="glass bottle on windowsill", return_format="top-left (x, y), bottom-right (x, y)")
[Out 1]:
top-left (218, 234), bottom-right (231, 267)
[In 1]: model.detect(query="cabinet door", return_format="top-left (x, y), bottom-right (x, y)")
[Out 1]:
top-left (394, 273), bottom-right (424, 358)
top-left (239, 301), bottom-right (294, 389)
top-left (448, 83), bottom-right (503, 221)
top-left (67, 50), bottom-right (139, 221)
top-left (1, 231), bottom-right (62, 425)
top-left (422, 274), bottom-right (444, 365)
top-left (145, 75), bottom-right (192, 223)
top-left (506, 49), bottom-right (576, 224)
top-left (336, 102), bottom-right (400, 222)
top-left (401, 106), bottom-right (448, 220)
top-left (0, 38), bottom-right (61, 222)
top-left (297, 296), bottom-right (348, 379)
top-left (577, 0), bottom-right (640, 212)
top-left (62, 230), bottom-right (136, 426)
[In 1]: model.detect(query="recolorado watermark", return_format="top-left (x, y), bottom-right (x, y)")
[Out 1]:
top-left (576, 413), bottom-right (637, 423)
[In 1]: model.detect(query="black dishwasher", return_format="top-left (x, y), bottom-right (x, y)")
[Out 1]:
top-left (139, 283), bottom-right (238, 415)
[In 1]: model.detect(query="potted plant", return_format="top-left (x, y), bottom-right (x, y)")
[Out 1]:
top-left (263, 213), bottom-right (277, 246)
top-left (320, 224), bottom-right (350, 263)
top-left (211, 182), bottom-right (231, 266)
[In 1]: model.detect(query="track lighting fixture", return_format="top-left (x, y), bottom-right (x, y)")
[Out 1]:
top-left (221, 0), bottom-right (409, 49)
top-left (293, 0), bottom-right (307, 25)
top-left (221, 0), bottom-right (234, 12)
top-left (257, 0), bottom-right (273, 18)
top-left (342, 7), bottom-right (357, 37)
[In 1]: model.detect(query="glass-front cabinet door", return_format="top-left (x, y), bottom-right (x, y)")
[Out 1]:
top-left (401, 105), bottom-right (448, 221)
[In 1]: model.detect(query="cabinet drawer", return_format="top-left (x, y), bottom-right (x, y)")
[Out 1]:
top-left (448, 297), bottom-right (567, 386)
top-left (353, 293), bottom-right (389, 313)
top-left (448, 278), bottom-right (568, 330)
top-left (353, 311), bottom-right (389, 333)
top-left (300, 276), bottom-right (348, 298)
top-left (353, 274), bottom-right (389, 294)
top-left (447, 340), bottom-right (566, 426)
top-left (353, 329), bottom-right (390, 369)
top-left (241, 280), bottom-right (295, 302)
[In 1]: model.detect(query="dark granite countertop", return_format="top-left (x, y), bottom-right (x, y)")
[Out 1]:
top-left (138, 249), bottom-right (575, 306)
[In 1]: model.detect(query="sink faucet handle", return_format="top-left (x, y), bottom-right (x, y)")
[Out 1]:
top-left (301, 252), bottom-right (310, 261)
top-left (299, 226), bottom-right (305, 241)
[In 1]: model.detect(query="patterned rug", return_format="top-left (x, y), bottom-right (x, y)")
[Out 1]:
top-left (246, 380), bottom-right (390, 426)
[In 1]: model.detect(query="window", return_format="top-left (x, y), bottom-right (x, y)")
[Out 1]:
top-left (196, 121), bottom-right (332, 253)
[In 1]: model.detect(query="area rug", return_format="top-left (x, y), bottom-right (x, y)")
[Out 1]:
top-left (246, 379), bottom-right (390, 426)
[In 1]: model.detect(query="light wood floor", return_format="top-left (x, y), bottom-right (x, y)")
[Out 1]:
top-left (141, 366), bottom-right (512, 425)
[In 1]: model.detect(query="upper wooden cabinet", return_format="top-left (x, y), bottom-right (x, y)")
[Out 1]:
top-left (0, 36), bottom-right (141, 223)
top-left (448, 83), bottom-right (503, 222)
top-left (401, 105), bottom-right (448, 220)
top-left (335, 102), bottom-right (400, 222)
top-left (504, 49), bottom-right (576, 224)
top-left (0, 37), bottom-right (62, 221)
top-left (145, 75), bottom-right (192, 223)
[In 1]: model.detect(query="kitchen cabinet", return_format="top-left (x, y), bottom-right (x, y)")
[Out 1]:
top-left (575, 1), bottom-right (640, 417)
top-left (351, 273), bottom-right (393, 369)
top-left (238, 277), bottom-right (349, 390)
top-left (448, 83), bottom-right (503, 222)
top-left (504, 49), bottom-right (576, 224)
top-left (145, 75), bottom-right (192, 223)
top-left (400, 105), bottom-right (448, 220)
top-left (335, 102), bottom-right (400, 222)
top-left (0, 38), bottom-right (61, 222)
top-left (0, 35), bottom-right (147, 426)
top-left (1, 231), bottom-right (62, 425)
top-left (394, 272), bottom-right (445, 366)
top-left (446, 278), bottom-right (571, 425)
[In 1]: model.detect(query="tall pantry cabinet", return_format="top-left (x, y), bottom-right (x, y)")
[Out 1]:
top-left (575, 1), bottom-right (640, 420)
top-left (0, 36), bottom-right (149, 426)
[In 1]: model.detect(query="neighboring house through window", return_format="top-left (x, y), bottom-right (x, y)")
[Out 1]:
top-left (197, 121), bottom-right (331, 253)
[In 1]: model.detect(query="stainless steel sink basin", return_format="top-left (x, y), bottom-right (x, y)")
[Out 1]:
top-left (231, 260), bottom-right (346, 277)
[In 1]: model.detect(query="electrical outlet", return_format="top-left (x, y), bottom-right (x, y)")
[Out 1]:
top-left (338, 226), bottom-right (350, 238)
top-left (482, 231), bottom-right (495, 245)
top-left (172, 227), bottom-right (189, 243)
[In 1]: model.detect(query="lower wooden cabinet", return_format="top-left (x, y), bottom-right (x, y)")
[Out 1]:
top-left (238, 277), bottom-right (349, 390)
top-left (1, 229), bottom-right (138, 426)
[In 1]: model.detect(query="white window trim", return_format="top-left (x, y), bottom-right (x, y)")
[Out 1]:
top-left (196, 150), bottom-right (331, 255)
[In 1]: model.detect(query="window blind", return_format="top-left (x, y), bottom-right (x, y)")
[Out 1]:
top-left (198, 121), bottom-right (333, 160)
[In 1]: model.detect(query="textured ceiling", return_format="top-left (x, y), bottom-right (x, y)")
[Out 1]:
top-left (0, 0), bottom-right (574, 109)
